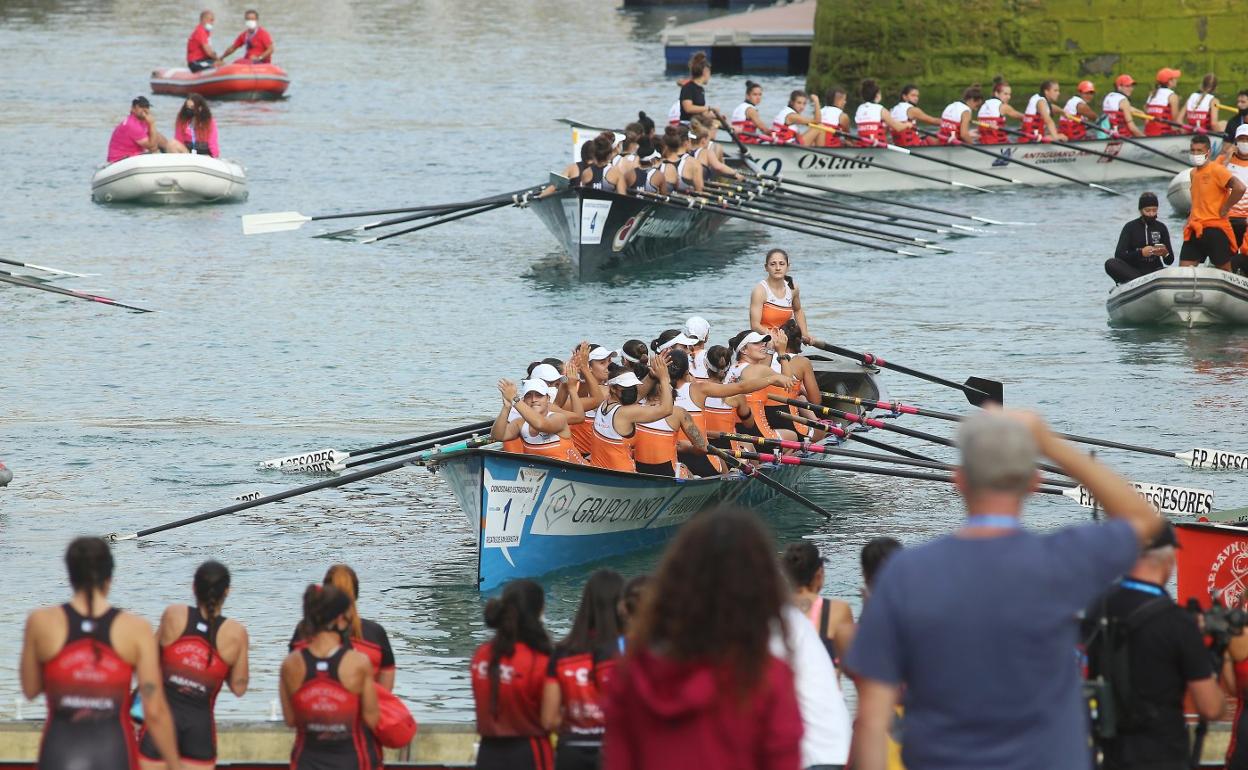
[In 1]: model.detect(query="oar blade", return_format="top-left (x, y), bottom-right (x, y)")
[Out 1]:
top-left (1180, 448), bottom-right (1248, 471)
top-left (1062, 482), bottom-right (1214, 517)
top-left (241, 212), bottom-right (311, 235)
top-left (963, 376), bottom-right (1004, 406)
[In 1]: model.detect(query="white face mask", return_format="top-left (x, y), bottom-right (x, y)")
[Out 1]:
top-left (1238, 141), bottom-right (1248, 155)
top-left (1191, 153), bottom-right (1209, 167)
top-left (245, 19), bottom-right (258, 30)
top-left (203, 22), bottom-right (212, 30)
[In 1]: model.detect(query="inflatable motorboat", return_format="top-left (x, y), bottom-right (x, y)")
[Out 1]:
top-left (150, 62), bottom-right (289, 100)
top-left (1166, 168), bottom-right (1192, 218)
top-left (91, 153), bottom-right (247, 205)
top-left (1107, 266), bottom-right (1248, 326)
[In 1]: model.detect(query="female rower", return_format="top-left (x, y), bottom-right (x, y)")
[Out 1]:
top-left (1144, 68), bottom-right (1183, 136)
top-left (289, 565), bottom-right (397, 691)
top-left (749, 247), bottom-right (808, 339)
top-left (1186, 73), bottom-right (1225, 134)
top-left (772, 90), bottom-right (822, 146)
top-left (139, 560), bottom-right (249, 770)
top-left (540, 569), bottom-right (624, 770)
top-left (678, 51), bottom-right (719, 125)
top-left (280, 584), bottom-right (380, 770)
top-left (770, 320), bottom-right (825, 440)
top-left (658, 126), bottom-right (702, 193)
top-left (816, 85), bottom-right (850, 147)
top-left (682, 316), bottom-right (711, 379)
top-left (580, 135), bottom-right (615, 191)
top-left (889, 84), bottom-right (941, 146)
top-left (174, 94), bottom-right (219, 157)
top-left (590, 357), bottom-right (673, 473)
top-left (726, 330), bottom-right (800, 442)
top-left (782, 541), bottom-right (853, 661)
top-left (604, 124), bottom-right (642, 194)
top-left (854, 78), bottom-right (913, 147)
top-left (635, 351), bottom-right (705, 478)
top-left (978, 76), bottom-right (1026, 144)
top-left (690, 119), bottom-right (744, 182)
top-left (1018, 80), bottom-right (1067, 142)
top-left (547, 140), bottom-right (595, 197)
top-left (22, 537), bottom-right (182, 770)
top-left (1103, 74), bottom-right (1146, 138)
top-left (1059, 81), bottom-right (1098, 141)
top-left (491, 378), bottom-right (586, 465)
top-left (937, 84), bottom-right (985, 144)
top-left (471, 580), bottom-right (553, 770)
top-left (729, 80), bottom-right (770, 142)
top-left (568, 343), bottom-right (612, 458)
top-left (623, 135), bottom-right (667, 195)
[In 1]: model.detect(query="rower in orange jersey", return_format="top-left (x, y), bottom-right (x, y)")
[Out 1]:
top-left (725, 330), bottom-right (800, 442)
top-left (749, 248), bottom-right (808, 340)
top-left (568, 343), bottom-right (612, 459)
top-left (634, 352), bottom-right (707, 478)
top-left (491, 378), bottom-right (585, 465)
top-left (589, 357), bottom-right (674, 473)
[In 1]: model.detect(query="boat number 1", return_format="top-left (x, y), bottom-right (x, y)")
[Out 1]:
top-left (501, 499), bottom-right (512, 531)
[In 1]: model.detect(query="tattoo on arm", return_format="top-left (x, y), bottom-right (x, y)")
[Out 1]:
top-left (683, 415), bottom-right (707, 450)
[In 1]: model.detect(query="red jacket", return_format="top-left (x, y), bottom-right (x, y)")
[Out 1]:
top-left (602, 648), bottom-right (802, 770)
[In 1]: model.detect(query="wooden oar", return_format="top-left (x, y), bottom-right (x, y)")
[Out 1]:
top-left (825, 393), bottom-right (1248, 471)
top-left (972, 120), bottom-right (1178, 174)
top-left (705, 445), bottom-right (832, 519)
top-left (914, 127), bottom-right (1122, 194)
top-left (0, 270), bottom-right (152, 313)
top-left (316, 200), bottom-right (491, 239)
top-left (0, 257), bottom-right (95, 278)
top-left (807, 340), bottom-right (1002, 405)
top-left (260, 419), bottom-right (493, 471)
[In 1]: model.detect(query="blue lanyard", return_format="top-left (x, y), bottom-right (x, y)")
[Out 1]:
top-left (965, 515), bottom-right (1022, 530)
top-left (1121, 579), bottom-right (1165, 597)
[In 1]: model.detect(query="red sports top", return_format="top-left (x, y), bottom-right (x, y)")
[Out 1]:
top-left (290, 617), bottom-right (396, 679)
top-left (231, 27), bottom-right (273, 62)
top-left (186, 24), bottom-right (213, 63)
top-left (545, 650), bottom-right (617, 743)
top-left (470, 641), bottom-right (549, 737)
top-left (290, 647), bottom-right (380, 770)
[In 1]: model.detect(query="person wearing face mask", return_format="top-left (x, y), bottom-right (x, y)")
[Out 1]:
top-left (1224, 91), bottom-right (1248, 158)
top-left (221, 9), bottom-right (274, 64)
top-left (186, 10), bottom-right (220, 72)
top-left (1220, 125), bottom-right (1248, 258)
top-left (1105, 192), bottom-right (1175, 284)
top-left (173, 94), bottom-right (219, 157)
top-left (1181, 133), bottom-right (1247, 272)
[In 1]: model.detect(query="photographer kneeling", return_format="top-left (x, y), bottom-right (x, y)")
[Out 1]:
top-left (1084, 523), bottom-right (1224, 770)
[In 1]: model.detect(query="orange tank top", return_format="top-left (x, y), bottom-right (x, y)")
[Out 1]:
top-left (521, 419), bottom-right (585, 465)
top-left (590, 403), bottom-right (635, 472)
top-left (570, 409), bottom-right (595, 457)
top-left (758, 279), bottom-right (794, 329)
top-left (634, 415), bottom-right (677, 466)
top-left (502, 406), bottom-right (523, 453)
top-left (742, 387), bottom-right (783, 439)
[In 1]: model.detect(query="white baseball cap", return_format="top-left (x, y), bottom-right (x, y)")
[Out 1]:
top-left (587, 346), bottom-right (616, 362)
top-left (530, 363), bottom-right (563, 383)
top-left (520, 379), bottom-right (555, 398)
top-left (734, 331), bottom-right (771, 357)
top-left (657, 333), bottom-right (700, 352)
top-left (683, 316), bottom-right (710, 342)
top-left (607, 371), bottom-right (643, 388)
top-left (1236, 124), bottom-right (1248, 139)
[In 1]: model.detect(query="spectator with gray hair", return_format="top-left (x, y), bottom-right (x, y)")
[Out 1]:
top-left (846, 410), bottom-right (1163, 770)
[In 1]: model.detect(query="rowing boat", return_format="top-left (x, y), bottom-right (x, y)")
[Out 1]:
top-left (529, 186), bottom-right (728, 275)
top-left (1106, 266), bottom-right (1248, 327)
top-left (431, 358), bottom-right (885, 589)
top-left (727, 134), bottom-right (1196, 193)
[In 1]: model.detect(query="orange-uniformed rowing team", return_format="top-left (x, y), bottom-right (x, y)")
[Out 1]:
top-left (490, 248), bottom-right (825, 478)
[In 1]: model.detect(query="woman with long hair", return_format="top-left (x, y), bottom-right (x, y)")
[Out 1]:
top-left (749, 247), bottom-right (808, 340)
top-left (603, 507), bottom-right (802, 769)
top-left (540, 569), bottom-right (625, 770)
top-left (280, 584), bottom-right (380, 770)
top-left (471, 580), bottom-right (554, 770)
top-left (568, 343), bottom-right (612, 458)
top-left (21, 537), bottom-right (182, 770)
top-left (139, 560), bottom-right (249, 770)
top-left (678, 51), bottom-right (718, 125)
top-left (1186, 73), bottom-right (1225, 134)
top-left (290, 564), bottom-right (396, 691)
top-left (772, 90), bottom-right (822, 146)
top-left (658, 126), bottom-right (703, 194)
top-left (588, 357), bottom-right (673, 473)
top-left (781, 542), bottom-right (852, 660)
top-left (855, 78), bottom-right (913, 147)
top-left (174, 94), bottom-right (219, 157)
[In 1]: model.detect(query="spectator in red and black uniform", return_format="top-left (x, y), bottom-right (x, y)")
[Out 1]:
top-left (186, 10), bottom-right (220, 72)
top-left (221, 9), bottom-right (274, 64)
top-left (540, 569), bottom-right (624, 770)
top-left (290, 564), bottom-right (396, 691)
top-left (281, 584), bottom-right (380, 770)
top-left (20, 537), bottom-right (183, 770)
top-left (471, 579), bottom-right (554, 770)
top-left (140, 560), bottom-right (249, 770)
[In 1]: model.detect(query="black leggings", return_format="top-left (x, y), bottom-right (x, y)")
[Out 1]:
top-left (635, 460), bottom-right (675, 477)
top-left (1104, 258), bottom-right (1154, 284)
top-left (555, 743), bottom-right (601, 770)
top-left (188, 58), bottom-right (215, 72)
top-left (476, 736), bottom-right (554, 770)
top-left (678, 450), bottom-right (718, 477)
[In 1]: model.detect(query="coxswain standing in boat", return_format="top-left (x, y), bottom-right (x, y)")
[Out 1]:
top-left (976, 76), bottom-right (1025, 144)
top-left (815, 86), bottom-right (851, 147)
top-left (854, 79), bottom-right (913, 147)
top-left (221, 9), bottom-right (274, 64)
top-left (1104, 192), bottom-right (1174, 284)
top-left (1181, 134), bottom-right (1246, 272)
top-left (889, 85), bottom-right (941, 146)
top-left (1018, 81), bottom-right (1067, 142)
top-left (1144, 68), bottom-right (1184, 136)
top-left (678, 52), bottom-right (718, 126)
top-left (589, 358), bottom-right (673, 473)
top-left (186, 10), bottom-right (220, 72)
top-left (1058, 80), bottom-right (1098, 141)
top-left (1103, 74), bottom-right (1146, 138)
top-left (1220, 126), bottom-right (1248, 268)
top-left (772, 90), bottom-right (823, 146)
top-left (936, 85), bottom-right (984, 144)
top-left (730, 81), bottom-right (771, 143)
top-left (107, 96), bottom-right (187, 164)
top-left (750, 247), bottom-right (808, 340)
top-left (1185, 74), bottom-right (1226, 135)
top-left (491, 379), bottom-right (586, 465)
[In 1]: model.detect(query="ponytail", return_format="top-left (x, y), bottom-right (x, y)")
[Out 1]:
top-left (299, 584), bottom-right (351, 641)
top-left (323, 564), bottom-right (363, 640)
top-left (689, 51), bottom-right (709, 79)
top-left (65, 537), bottom-right (114, 662)
top-left (194, 560), bottom-right (231, 666)
top-left (483, 580), bottom-right (549, 716)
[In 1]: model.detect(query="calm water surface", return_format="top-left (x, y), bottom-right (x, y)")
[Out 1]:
top-left (1, 0), bottom-right (1246, 723)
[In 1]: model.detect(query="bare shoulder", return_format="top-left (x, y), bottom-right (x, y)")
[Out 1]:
top-left (826, 598), bottom-right (853, 623)
top-left (116, 609), bottom-right (155, 635)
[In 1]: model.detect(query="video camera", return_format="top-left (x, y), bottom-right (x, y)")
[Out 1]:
top-left (1186, 589), bottom-right (1248, 661)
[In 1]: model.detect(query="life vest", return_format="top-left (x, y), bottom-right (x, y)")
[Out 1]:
top-left (1018, 93), bottom-right (1046, 142)
top-left (1102, 92), bottom-right (1130, 135)
top-left (937, 101), bottom-right (970, 144)
top-left (1059, 95), bottom-right (1088, 141)
top-left (854, 102), bottom-right (886, 147)
top-left (771, 106), bottom-right (800, 144)
top-left (1186, 92), bottom-right (1215, 132)
top-left (818, 105), bottom-right (844, 147)
top-left (977, 98), bottom-right (1008, 144)
top-left (1145, 87), bottom-right (1175, 136)
top-left (521, 416), bottom-right (584, 464)
top-left (730, 101), bottom-right (763, 143)
top-left (888, 102), bottom-right (920, 146)
top-left (590, 403), bottom-right (635, 472)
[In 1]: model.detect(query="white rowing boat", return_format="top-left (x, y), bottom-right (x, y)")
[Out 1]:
top-left (91, 153), bottom-right (248, 205)
top-left (1107, 266), bottom-right (1248, 327)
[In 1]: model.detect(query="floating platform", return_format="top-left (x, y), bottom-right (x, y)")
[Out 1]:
top-left (662, 1), bottom-right (813, 74)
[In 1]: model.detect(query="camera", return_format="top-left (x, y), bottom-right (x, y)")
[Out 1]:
top-left (1186, 589), bottom-right (1247, 661)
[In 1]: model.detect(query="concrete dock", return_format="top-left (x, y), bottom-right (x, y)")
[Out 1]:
top-left (662, 1), bottom-right (814, 73)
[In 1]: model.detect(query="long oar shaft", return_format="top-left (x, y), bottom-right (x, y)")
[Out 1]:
top-left (706, 191), bottom-right (942, 246)
top-left (0, 271), bottom-right (152, 313)
top-left (1074, 118), bottom-right (1189, 166)
top-left (0, 257), bottom-right (92, 277)
top-left (347, 419), bottom-right (493, 457)
top-left (975, 121), bottom-right (1177, 174)
top-left (365, 200), bottom-right (511, 243)
top-left (771, 411), bottom-right (935, 461)
top-left (340, 427), bottom-right (484, 468)
top-left (915, 128), bottom-right (1121, 194)
top-left (830, 127), bottom-right (1023, 185)
top-left (706, 445), bottom-right (832, 519)
top-left (808, 340), bottom-right (1000, 405)
top-left (753, 173), bottom-right (1010, 224)
top-left (761, 135), bottom-right (993, 192)
top-left (714, 179), bottom-right (966, 231)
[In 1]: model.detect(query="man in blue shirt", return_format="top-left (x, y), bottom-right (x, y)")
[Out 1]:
top-left (846, 410), bottom-right (1162, 770)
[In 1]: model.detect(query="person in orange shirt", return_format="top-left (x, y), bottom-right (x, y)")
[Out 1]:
top-left (490, 379), bottom-right (584, 465)
top-left (1221, 125), bottom-right (1248, 254)
top-left (1182, 134), bottom-right (1247, 271)
top-left (589, 357), bottom-right (673, 473)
